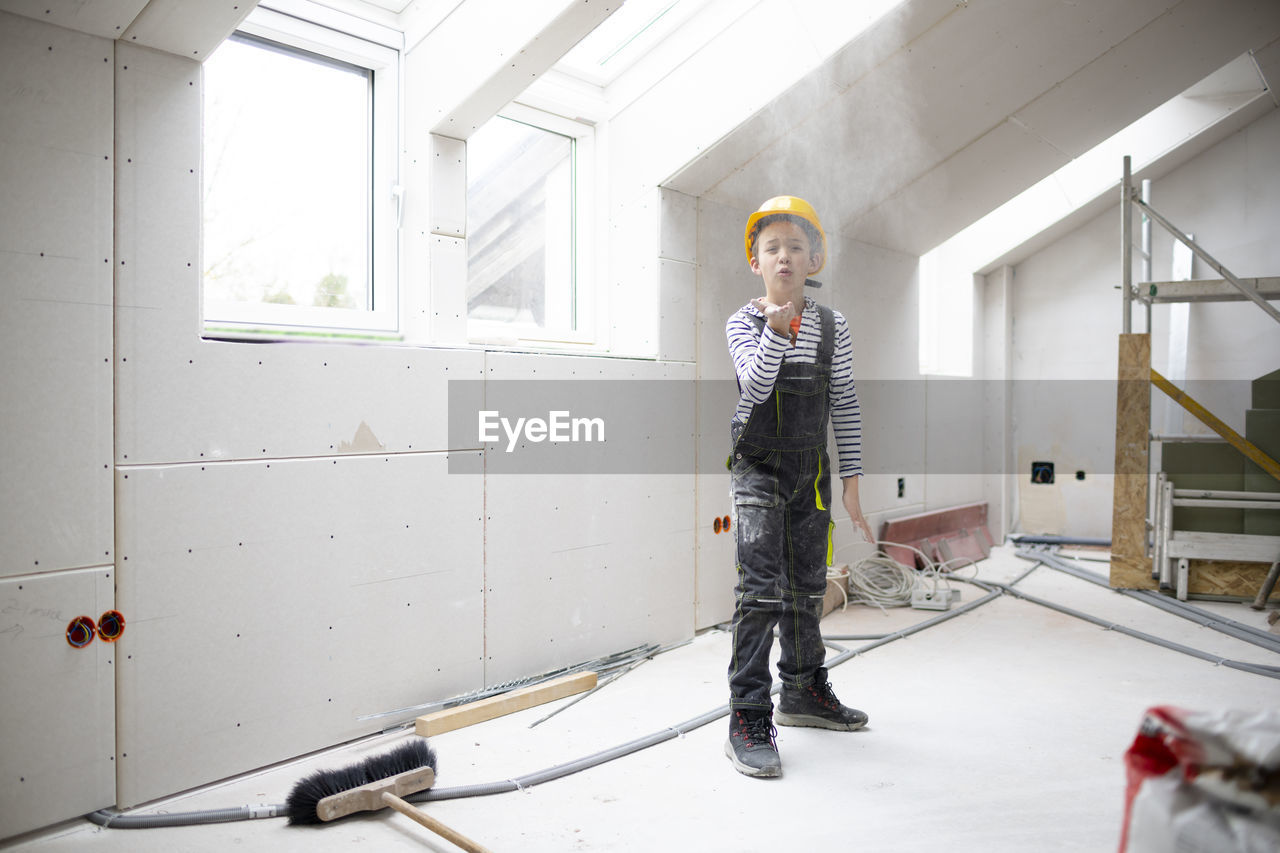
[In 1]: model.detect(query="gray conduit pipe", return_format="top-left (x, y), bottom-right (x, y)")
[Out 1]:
top-left (414, 590), bottom-right (1004, 805)
top-left (89, 560), bottom-right (1275, 829)
top-left (1017, 547), bottom-right (1280, 655)
top-left (87, 588), bottom-right (1005, 827)
top-left (962, 575), bottom-right (1280, 680)
top-left (1008, 534), bottom-right (1112, 548)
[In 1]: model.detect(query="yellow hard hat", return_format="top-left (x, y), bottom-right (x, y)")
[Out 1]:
top-left (744, 195), bottom-right (827, 273)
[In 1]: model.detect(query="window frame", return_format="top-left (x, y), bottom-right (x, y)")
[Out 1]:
top-left (201, 6), bottom-right (402, 340)
top-left (464, 103), bottom-right (597, 349)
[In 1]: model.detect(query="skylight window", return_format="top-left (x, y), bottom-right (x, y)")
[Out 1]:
top-left (556, 0), bottom-right (710, 85)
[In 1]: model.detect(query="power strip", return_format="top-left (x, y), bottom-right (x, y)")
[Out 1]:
top-left (910, 584), bottom-right (960, 611)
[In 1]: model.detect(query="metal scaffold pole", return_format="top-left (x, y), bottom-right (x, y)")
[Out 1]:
top-left (1121, 155), bottom-right (1133, 333)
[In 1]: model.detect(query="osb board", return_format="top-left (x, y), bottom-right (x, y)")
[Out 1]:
top-left (1187, 560), bottom-right (1280, 601)
top-left (1110, 334), bottom-right (1155, 589)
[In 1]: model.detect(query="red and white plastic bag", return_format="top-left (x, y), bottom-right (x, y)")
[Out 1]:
top-left (1120, 706), bottom-right (1280, 852)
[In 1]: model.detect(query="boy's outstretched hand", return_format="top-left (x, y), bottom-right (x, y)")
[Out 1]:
top-left (751, 297), bottom-right (797, 337)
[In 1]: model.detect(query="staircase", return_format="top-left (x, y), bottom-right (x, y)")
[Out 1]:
top-left (1158, 369), bottom-right (1280, 599)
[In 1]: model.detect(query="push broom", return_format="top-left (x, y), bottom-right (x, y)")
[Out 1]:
top-left (284, 739), bottom-right (490, 853)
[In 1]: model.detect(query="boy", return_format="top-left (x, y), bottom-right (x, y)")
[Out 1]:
top-left (724, 195), bottom-right (872, 778)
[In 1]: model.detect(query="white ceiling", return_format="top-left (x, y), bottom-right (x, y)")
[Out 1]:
top-left (5, 0), bottom-right (1276, 262)
top-left (664, 0), bottom-right (1280, 258)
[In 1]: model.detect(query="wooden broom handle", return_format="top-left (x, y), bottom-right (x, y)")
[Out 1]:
top-left (380, 792), bottom-right (493, 853)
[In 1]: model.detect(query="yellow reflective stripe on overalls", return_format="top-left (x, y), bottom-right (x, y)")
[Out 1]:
top-left (815, 454), bottom-right (834, 565)
top-left (814, 453), bottom-right (826, 511)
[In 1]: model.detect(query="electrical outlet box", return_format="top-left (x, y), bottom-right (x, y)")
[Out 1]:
top-left (911, 585), bottom-right (959, 611)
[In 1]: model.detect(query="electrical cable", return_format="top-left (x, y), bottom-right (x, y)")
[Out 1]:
top-left (837, 539), bottom-right (959, 612)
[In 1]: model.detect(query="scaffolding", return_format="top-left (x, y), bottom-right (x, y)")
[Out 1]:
top-left (1111, 155), bottom-right (1280, 603)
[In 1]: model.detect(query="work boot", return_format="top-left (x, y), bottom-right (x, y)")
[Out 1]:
top-left (725, 708), bottom-right (781, 777)
top-left (775, 668), bottom-right (868, 731)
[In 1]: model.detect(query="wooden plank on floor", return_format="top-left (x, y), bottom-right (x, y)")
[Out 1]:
top-left (1110, 334), bottom-right (1156, 589)
top-left (415, 672), bottom-right (598, 737)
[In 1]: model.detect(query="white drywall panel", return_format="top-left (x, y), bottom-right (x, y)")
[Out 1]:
top-left (113, 42), bottom-right (485, 465)
top-left (604, 190), bottom-right (659, 356)
top-left (694, 198), bottom-right (749, 629)
top-left (694, 467), bottom-right (735, 630)
top-left (114, 451), bottom-right (483, 806)
top-left (120, 0), bottom-right (254, 61)
top-left (0, 14), bottom-right (114, 577)
top-left (429, 133), bottom-right (466, 237)
top-left (1009, 210), bottom-right (1121, 540)
top-left (657, 259), bottom-right (697, 364)
top-left (482, 470), bottom-right (695, 684)
top-left (479, 352), bottom-right (695, 684)
top-left (429, 235), bottom-right (468, 344)
top-left (851, 118), bottom-right (1070, 259)
top-left (1256, 37), bottom-right (1280, 106)
top-left (413, 0), bottom-right (618, 138)
top-left (657, 189), bottom-right (699, 362)
top-left (1015, 0), bottom-right (1280, 159)
top-left (0, 0), bottom-right (147, 39)
top-left (658, 187), bottom-right (698, 265)
top-left (981, 267), bottom-right (1014, 541)
top-left (0, 567), bottom-right (115, 839)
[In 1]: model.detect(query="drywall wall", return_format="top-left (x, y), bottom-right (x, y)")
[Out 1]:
top-left (105, 36), bottom-right (704, 807)
top-left (0, 3), bottom-right (710, 826)
top-left (1007, 107), bottom-right (1280, 538)
top-left (0, 13), bottom-right (117, 838)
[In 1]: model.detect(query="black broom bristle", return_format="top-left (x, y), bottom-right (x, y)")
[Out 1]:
top-left (285, 739), bottom-right (438, 825)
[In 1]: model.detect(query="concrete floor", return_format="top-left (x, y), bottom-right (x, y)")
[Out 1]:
top-left (8, 546), bottom-right (1279, 852)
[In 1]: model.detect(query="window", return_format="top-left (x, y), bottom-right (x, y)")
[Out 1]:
top-left (466, 106), bottom-right (594, 345)
top-left (202, 8), bottom-right (400, 338)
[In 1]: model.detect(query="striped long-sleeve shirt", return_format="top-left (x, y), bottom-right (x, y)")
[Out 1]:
top-left (726, 296), bottom-right (863, 478)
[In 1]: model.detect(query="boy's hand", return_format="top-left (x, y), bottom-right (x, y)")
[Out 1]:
top-left (751, 297), bottom-right (797, 337)
top-left (842, 476), bottom-right (875, 543)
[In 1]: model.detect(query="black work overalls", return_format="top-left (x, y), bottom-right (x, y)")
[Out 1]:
top-left (728, 304), bottom-right (835, 712)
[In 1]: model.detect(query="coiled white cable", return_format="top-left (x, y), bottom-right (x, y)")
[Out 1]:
top-left (833, 540), bottom-right (977, 613)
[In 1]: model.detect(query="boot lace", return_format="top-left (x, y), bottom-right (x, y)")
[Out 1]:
top-left (735, 712), bottom-right (777, 748)
top-left (810, 679), bottom-right (841, 710)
